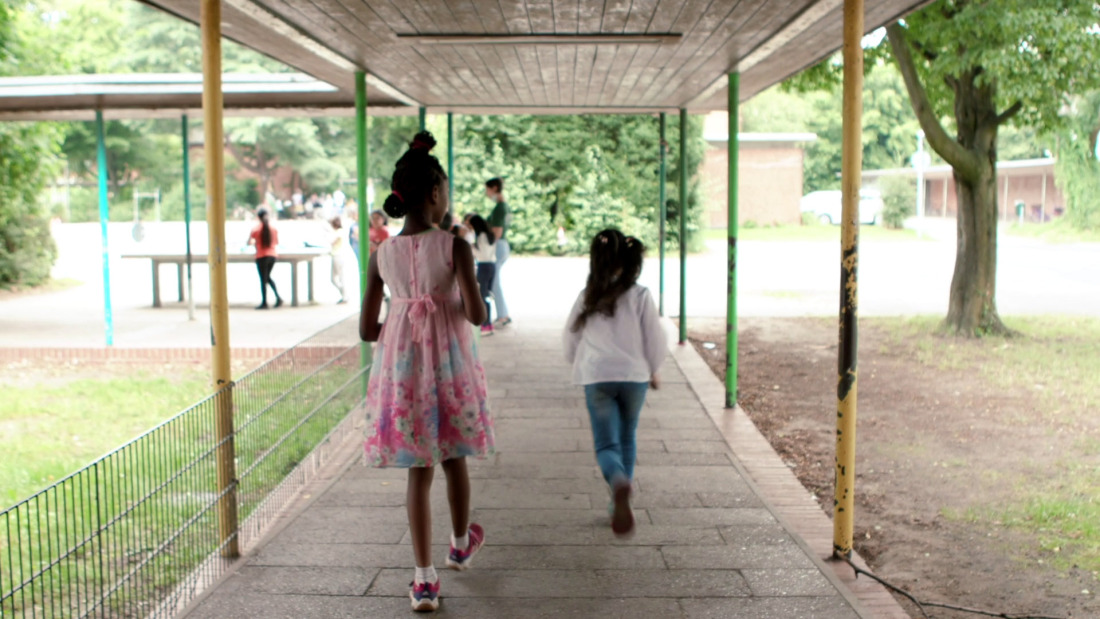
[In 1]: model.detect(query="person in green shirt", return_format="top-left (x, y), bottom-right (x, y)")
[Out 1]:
top-left (485, 177), bottom-right (512, 327)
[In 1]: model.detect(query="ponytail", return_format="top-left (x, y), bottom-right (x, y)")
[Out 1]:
top-left (259, 209), bottom-right (272, 247)
top-left (571, 229), bottom-right (646, 332)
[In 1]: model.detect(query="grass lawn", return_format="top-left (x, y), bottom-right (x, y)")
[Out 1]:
top-left (702, 224), bottom-right (922, 242)
top-left (1003, 219), bottom-right (1100, 243)
top-left (880, 315), bottom-right (1100, 573)
top-left (0, 361), bottom-right (212, 508)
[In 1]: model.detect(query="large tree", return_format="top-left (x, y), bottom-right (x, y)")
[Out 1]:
top-left (886, 0), bottom-right (1100, 335)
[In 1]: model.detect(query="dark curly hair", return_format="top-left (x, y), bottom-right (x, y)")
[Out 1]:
top-left (382, 131), bottom-right (447, 220)
top-left (571, 228), bottom-right (646, 332)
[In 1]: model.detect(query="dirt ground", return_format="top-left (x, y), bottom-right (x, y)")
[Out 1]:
top-left (687, 317), bottom-right (1098, 619)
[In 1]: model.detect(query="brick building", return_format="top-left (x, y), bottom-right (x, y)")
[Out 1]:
top-left (700, 114), bottom-right (815, 228)
top-left (864, 157), bottom-right (1064, 222)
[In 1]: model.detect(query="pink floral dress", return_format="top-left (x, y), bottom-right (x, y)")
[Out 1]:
top-left (363, 228), bottom-right (495, 467)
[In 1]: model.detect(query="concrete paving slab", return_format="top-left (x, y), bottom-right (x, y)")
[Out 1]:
top-left (214, 565), bottom-right (374, 596)
top-left (368, 568), bottom-right (753, 598)
top-left (176, 317), bottom-right (891, 618)
top-left (679, 596), bottom-right (862, 619)
top-left (660, 543), bottom-right (819, 570)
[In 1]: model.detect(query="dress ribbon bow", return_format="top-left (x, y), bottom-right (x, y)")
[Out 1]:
top-left (401, 294), bottom-right (437, 342)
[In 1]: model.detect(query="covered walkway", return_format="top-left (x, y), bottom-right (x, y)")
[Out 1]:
top-left (179, 319), bottom-right (905, 618)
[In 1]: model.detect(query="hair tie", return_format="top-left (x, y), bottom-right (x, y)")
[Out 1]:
top-left (392, 190), bottom-right (404, 202)
top-left (411, 138), bottom-right (432, 151)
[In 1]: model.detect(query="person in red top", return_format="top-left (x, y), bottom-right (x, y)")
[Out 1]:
top-left (368, 209), bottom-right (390, 254)
top-left (248, 208), bottom-right (282, 309)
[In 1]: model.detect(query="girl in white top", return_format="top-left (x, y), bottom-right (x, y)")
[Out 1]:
top-left (563, 228), bottom-right (667, 537)
top-left (466, 214), bottom-right (497, 335)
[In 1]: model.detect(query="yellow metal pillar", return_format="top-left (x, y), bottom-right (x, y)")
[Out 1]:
top-left (833, 0), bottom-right (864, 560)
top-left (201, 0), bottom-right (238, 558)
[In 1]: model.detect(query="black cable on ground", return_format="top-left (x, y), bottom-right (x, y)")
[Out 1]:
top-left (843, 557), bottom-right (1066, 619)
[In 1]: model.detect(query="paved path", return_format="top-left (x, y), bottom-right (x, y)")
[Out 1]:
top-left (180, 321), bottom-right (904, 618)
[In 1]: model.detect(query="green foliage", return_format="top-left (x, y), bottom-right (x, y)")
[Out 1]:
top-left (364, 114), bottom-right (706, 254)
top-left (903, 1), bottom-right (1100, 136)
top-left (878, 175), bottom-right (915, 229)
top-left (0, 123), bottom-right (59, 288)
top-left (1053, 92), bottom-right (1100, 231)
top-left (0, 1), bottom-right (59, 287)
top-left (749, 64), bottom-right (933, 192)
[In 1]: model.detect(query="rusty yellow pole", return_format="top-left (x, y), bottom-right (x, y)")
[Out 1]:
top-left (201, 0), bottom-right (238, 558)
top-left (833, 0), bottom-right (864, 560)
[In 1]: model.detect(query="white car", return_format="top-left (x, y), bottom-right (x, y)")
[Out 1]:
top-left (800, 189), bottom-right (884, 225)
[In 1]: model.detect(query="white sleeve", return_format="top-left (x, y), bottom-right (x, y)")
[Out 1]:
top-left (563, 291), bottom-right (585, 364)
top-left (639, 288), bottom-right (668, 374)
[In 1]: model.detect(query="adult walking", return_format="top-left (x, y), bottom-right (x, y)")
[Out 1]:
top-left (247, 207), bottom-right (282, 309)
top-left (484, 177), bottom-right (512, 327)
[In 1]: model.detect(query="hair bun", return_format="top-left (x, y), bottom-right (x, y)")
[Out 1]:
top-left (382, 193), bottom-right (409, 219)
top-left (410, 131), bottom-right (437, 152)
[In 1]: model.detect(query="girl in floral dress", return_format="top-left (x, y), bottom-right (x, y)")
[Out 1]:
top-left (359, 132), bottom-right (494, 612)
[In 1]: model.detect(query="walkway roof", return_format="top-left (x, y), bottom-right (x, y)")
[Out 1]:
top-left (0, 73), bottom-right (399, 121)
top-left (137, 0), bottom-right (929, 114)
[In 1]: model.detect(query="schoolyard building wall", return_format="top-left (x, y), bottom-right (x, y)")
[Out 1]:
top-left (700, 133), bottom-right (812, 229)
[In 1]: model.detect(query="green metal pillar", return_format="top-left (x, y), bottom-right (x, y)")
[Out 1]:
top-left (95, 110), bottom-right (113, 346)
top-left (658, 113), bottom-right (667, 317)
top-left (447, 112), bottom-right (455, 208)
top-left (356, 71), bottom-right (372, 389)
top-left (182, 114), bottom-right (195, 321)
top-left (419, 107), bottom-right (427, 131)
top-left (726, 73), bottom-right (740, 408)
top-left (678, 108), bottom-right (688, 344)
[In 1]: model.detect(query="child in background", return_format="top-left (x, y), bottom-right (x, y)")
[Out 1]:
top-left (563, 229), bottom-right (666, 537)
top-left (247, 207), bottom-right (282, 310)
top-left (368, 209), bottom-right (390, 254)
top-left (359, 131), bottom-right (494, 612)
top-left (466, 214), bottom-right (497, 336)
top-left (329, 217), bottom-right (347, 304)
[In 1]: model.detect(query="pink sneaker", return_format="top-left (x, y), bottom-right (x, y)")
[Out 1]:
top-left (409, 579), bottom-right (440, 612)
top-left (445, 523), bottom-right (485, 571)
top-left (480, 324), bottom-right (494, 336)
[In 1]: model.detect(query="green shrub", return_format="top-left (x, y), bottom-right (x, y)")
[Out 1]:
top-left (0, 123), bottom-right (60, 288)
top-left (879, 175), bottom-right (915, 229)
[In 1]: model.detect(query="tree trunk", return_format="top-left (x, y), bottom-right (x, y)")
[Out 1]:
top-left (942, 71), bottom-right (1010, 336)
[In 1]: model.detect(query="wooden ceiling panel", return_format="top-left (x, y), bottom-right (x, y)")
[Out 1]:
top-left (557, 45), bottom-right (578, 106)
top-left (650, 0), bottom-right (819, 107)
top-left (526, 1), bottom-right (557, 31)
top-left (601, 0), bottom-right (633, 32)
top-left (554, 0), bottom-right (581, 33)
top-left (629, 0), bottom-right (745, 106)
top-left (135, 0), bottom-right (932, 113)
top-left (576, 0), bottom-right (604, 32)
top-left (624, 0), bottom-right (661, 32)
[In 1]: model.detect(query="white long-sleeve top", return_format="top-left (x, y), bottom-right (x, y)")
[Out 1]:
top-left (472, 232), bottom-right (497, 263)
top-left (563, 284), bottom-right (668, 385)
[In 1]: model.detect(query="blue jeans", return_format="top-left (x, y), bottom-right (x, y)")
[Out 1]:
top-left (492, 239), bottom-right (510, 319)
top-left (584, 382), bottom-right (648, 486)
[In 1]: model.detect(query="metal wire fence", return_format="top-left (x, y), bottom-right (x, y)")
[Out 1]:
top-left (1, 315), bottom-right (366, 618)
